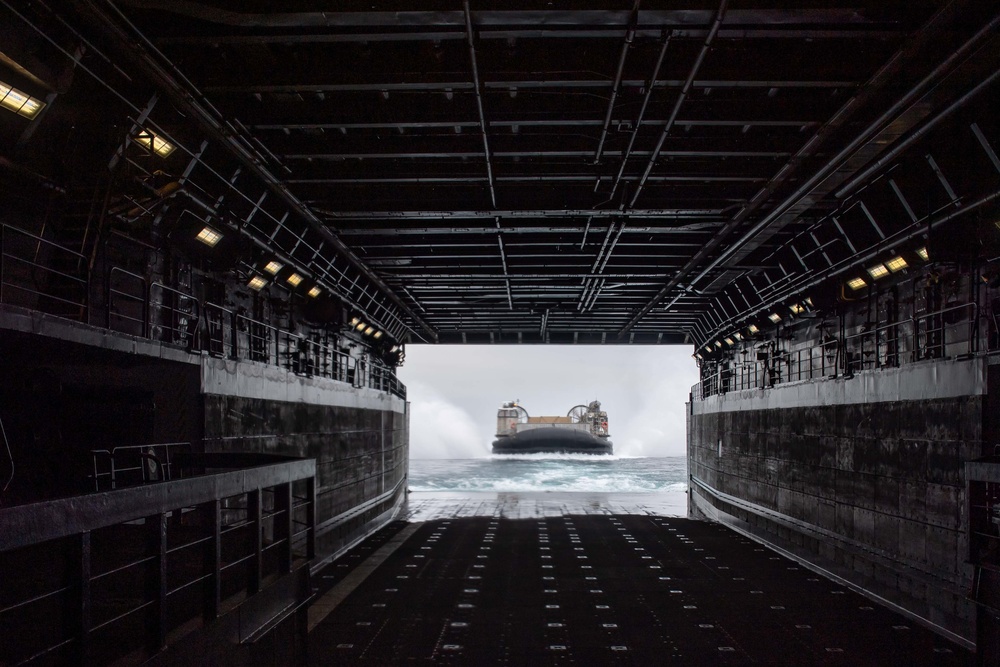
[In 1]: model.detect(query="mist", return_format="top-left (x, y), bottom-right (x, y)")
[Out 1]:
top-left (396, 345), bottom-right (698, 459)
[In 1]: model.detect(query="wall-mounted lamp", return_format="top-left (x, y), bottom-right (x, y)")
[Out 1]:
top-left (867, 263), bottom-right (889, 280)
top-left (0, 81), bottom-right (44, 119)
top-left (885, 256), bottom-right (908, 273)
top-left (195, 226), bottom-right (223, 247)
top-left (134, 129), bottom-right (175, 158)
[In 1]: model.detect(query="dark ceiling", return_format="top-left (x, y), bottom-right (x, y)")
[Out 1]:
top-left (3, 1), bottom-right (1000, 346)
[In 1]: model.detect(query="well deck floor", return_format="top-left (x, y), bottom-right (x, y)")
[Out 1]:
top-left (307, 493), bottom-right (970, 665)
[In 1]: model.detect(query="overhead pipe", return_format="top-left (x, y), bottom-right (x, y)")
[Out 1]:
top-left (594, 0), bottom-right (641, 165)
top-left (621, 1), bottom-right (1000, 337)
top-left (834, 66), bottom-right (1000, 199)
top-left (463, 0), bottom-right (498, 209)
top-left (606, 32), bottom-right (673, 205)
top-left (691, 7), bottom-right (1000, 285)
top-left (628, 0), bottom-right (728, 209)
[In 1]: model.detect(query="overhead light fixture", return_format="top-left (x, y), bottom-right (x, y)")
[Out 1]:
top-left (867, 263), bottom-right (889, 280)
top-left (885, 256), bottom-right (908, 272)
top-left (714, 340), bottom-right (723, 348)
top-left (286, 272), bottom-right (304, 287)
top-left (350, 317), bottom-right (361, 326)
top-left (804, 297), bottom-right (814, 307)
top-left (355, 321), bottom-right (367, 331)
top-left (748, 324), bottom-right (759, 334)
top-left (790, 303), bottom-right (805, 315)
top-left (916, 247), bottom-right (929, 261)
top-left (196, 226), bottom-right (223, 247)
top-left (768, 313), bottom-right (782, 323)
top-left (247, 275), bottom-right (267, 291)
top-left (0, 81), bottom-right (45, 119)
top-left (364, 326), bottom-right (375, 336)
top-left (134, 129), bottom-right (175, 157)
top-left (373, 331), bottom-right (383, 339)
top-left (390, 345), bottom-right (400, 353)
top-left (264, 261), bottom-right (283, 274)
top-left (308, 286), bottom-right (322, 298)
top-left (733, 332), bottom-right (743, 341)
top-left (694, 353), bottom-right (703, 360)
top-left (847, 277), bottom-right (867, 290)
top-left (724, 337), bottom-right (734, 346)
top-left (704, 346), bottom-right (712, 353)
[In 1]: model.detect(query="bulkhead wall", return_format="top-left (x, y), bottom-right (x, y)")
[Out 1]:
top-left (200, 357), bottom-right (408, 560)
top-left (688, 358), bottom-right (987, 646)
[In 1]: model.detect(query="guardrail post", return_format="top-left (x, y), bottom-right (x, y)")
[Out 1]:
top-left (71, 531), bottom-right (92, 666)
top-left (277, 482), bottom-right (293, 573)
top-left (249, 489), bottom-right (262, 595)
top-left (203, 499), bottom-right (221, 621)
top-left (147, 513), bottom-right (168, 653)
top-left (306, 477), bottom-right (316, 560)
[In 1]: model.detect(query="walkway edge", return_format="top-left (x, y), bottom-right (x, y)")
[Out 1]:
top-left (308, 522), bottom-right (423, 632)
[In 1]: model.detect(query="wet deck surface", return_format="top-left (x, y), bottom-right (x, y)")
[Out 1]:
top-left (308, 493), bottom-right (970, 665)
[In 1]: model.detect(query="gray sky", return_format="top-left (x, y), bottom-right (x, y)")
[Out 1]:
top-left (396, 345), bottom-right (699, 459)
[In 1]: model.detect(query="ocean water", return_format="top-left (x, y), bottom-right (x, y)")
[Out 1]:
top-left (409, 455), bottom-right (687, 494)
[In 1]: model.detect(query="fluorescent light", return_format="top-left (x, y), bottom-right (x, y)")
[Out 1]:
top-left (264, 261), bottom-right (283, 274)
top-left (867, 264), bottom-right (889, 280)
top-left (247, 276), bottom-right (267, 291)
top-left (355, 321), bottom-right (367, 331)
top-left (885, 256), bottom-right (908, 272)
top-left (724, 337), bottom-right (734, 346)
top-left (0, 81), bottom-right (45, 119)
top-left (704, 346), bottom-right (712, 353)
top-left (134, 129), bottom-right (175, 157)
top-left (350, 317), bottom-right (361, 326)
top-left (847, 277), bottom-right (867, 290)
top-left (286, 272), bottom-right (303, 287)
top-left (694, 353), bottom-right (703, 360)
top-left (364, 326), bottom-right (375, 336)
top-left (768, 313), bottom-right (782, 323)
top-left (733, 332), bottom-right (743, 341)
top-left (373, 331), bottom-right (383, 339)
top-left (308, 286), bottom-right (322, 298)
top-left (916, 247), bottom-right (929, 261)
top-left (748, 324), bottom-right (759, 334)
top-left (196, 226), bottom-right (223, 247)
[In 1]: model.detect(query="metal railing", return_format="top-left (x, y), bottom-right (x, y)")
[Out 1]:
top-left (695, 301), bottom-right (990, 400)
top-left (148, 281), bottom-right (200, 349)
top-left (0, 224), bottom-right (88, 321)
top-left (107, 267), bottom-right (147, 336)
top-left (90, 442), bottom-right (193, 491)
top-left (0, 453), bottom-right (316, 666)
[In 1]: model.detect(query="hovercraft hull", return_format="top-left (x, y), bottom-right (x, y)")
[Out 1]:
top-left (492, 426), bottom-right (612, 455)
